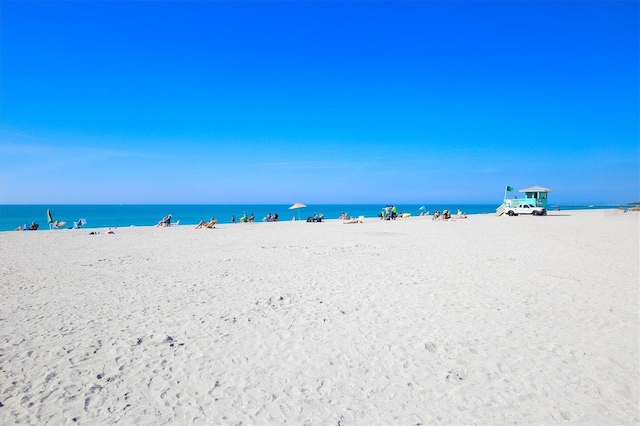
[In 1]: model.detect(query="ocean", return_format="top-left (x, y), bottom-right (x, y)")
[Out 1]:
top-left (0, 203), bottom-right (624, 232)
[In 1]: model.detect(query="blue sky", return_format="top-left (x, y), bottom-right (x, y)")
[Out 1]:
top-left (1, 1), bottom-right (638, 204)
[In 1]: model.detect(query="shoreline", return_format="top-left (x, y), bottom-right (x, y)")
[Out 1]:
top-left (1, 204), bottom-right (633, 232)
top-left (3, 207), bottom-right (635, 234)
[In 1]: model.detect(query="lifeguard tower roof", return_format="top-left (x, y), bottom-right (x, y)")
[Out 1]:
top-left (519, 186), bottom-right (553, 193)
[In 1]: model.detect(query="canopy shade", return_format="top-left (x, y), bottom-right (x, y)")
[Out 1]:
top-left (519, 186), bottom-right (553, 193)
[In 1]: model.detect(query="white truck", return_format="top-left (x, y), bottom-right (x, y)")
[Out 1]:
top-left (505, 203), bottom-right (547, 216)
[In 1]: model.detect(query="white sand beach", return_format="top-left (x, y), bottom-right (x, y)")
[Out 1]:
top-left (1, 209), bottom-right (638, 425)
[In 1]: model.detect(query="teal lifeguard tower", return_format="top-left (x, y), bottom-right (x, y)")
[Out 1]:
top-left (498, 185), bottom-right (553, 215)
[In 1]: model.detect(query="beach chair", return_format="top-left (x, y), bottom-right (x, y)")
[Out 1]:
top-left (73, 219), bottom-right (87, 229)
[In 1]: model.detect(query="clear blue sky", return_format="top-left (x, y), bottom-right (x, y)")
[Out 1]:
top-left (1, 1), bottom-right (638, 205)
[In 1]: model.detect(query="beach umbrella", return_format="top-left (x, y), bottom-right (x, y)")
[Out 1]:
top-left (288, 202), bottom-right (307, 220)
top-left (47, 208), bottom-right (56, 229)
top-left (419, 206), bottom-right (425, 210)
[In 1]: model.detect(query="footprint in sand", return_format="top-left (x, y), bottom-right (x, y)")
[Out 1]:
top-left (424, 342), bottom-right (437, 353)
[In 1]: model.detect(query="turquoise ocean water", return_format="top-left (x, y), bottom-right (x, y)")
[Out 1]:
top-left (0, 203), bottom-right (624, 232)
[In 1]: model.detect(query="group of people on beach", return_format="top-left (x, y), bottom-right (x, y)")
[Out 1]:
top-left (155, 207), bottom-right (469, 229)
top-left (234, 213), bottom-right (255, 223)
top-left (380, 205), bottom-right (398, 220)
top-left (306, 213), bottom-right (324, 222)
top-left (15, 220), bottom-right (72, 231)
top-left (432, 209), bottom-right (467, 221)
top-left (15, 222), bottom-right (40, 231)
top-left (262, 213), bottom-right (279, 222)
top-left (191, 212), bottom-right (280, 227)
top-left (16, 206), bottom-right (472, 232)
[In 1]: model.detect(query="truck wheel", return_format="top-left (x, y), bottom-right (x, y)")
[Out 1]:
top-left (507, 211), bottom-right (514, 216)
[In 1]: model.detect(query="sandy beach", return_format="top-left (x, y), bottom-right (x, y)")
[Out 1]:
top-left (0, 209), bottom-right (638, 425)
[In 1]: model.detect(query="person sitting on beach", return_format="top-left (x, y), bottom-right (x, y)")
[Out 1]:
top-left (343, 216), bottom-right (364, 224)
top-left (195, 218), bottom-right (217, 229)
top-left (156, 214), bottom-right (172, 227)
top-left (307, 213), bottom-right (323, 222)
top-left (249, 213), bottom-right (255, 222)
top-left (339, 212), bottom-right (350, 220)
top-left (442, 210), bottom-right (451, 220)
top-left (16, 222), bottom-right (39, 231)
top-left (432, 210), bottom-right (440, 221)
